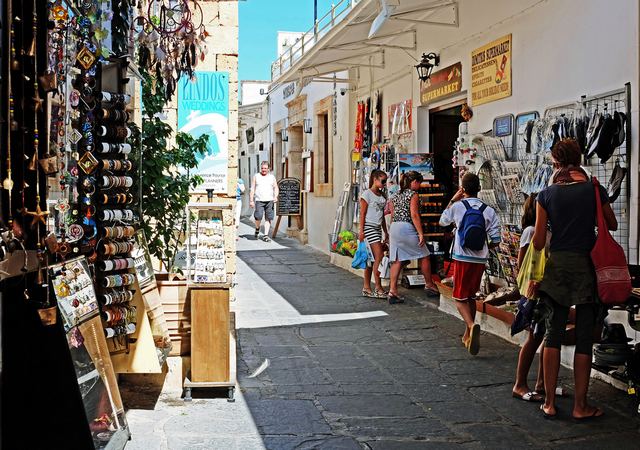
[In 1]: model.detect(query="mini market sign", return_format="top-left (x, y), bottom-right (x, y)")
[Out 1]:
top-left (471, 34), bottom-right (512, 106)
top-left (420, 62), bottom-right (462, 105)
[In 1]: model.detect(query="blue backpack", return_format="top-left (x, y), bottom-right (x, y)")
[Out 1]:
top-left (458, 200), bottom-right (488, 251)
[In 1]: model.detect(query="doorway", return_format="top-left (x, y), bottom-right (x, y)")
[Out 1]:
top-left (429, 103), bottom-right (464, 198)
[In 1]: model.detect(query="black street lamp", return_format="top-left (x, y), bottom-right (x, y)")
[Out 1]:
top-left (415, 52), bottom-right (440, 82)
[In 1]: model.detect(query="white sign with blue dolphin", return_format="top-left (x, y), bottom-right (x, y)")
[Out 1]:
top-left (178, 71), bottom-right (229, 193)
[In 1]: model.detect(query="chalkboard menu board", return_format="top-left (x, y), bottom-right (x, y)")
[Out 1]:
top-left (277, 178), bottom-right (301, 216)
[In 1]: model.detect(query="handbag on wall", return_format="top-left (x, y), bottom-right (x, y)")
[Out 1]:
top-left (590, 177), bottom-right (631, 305)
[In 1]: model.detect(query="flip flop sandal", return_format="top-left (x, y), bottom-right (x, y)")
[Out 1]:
top-left (362, 289), bottom-right (375, 298)
top-left (261, 236), bottom-right (271, 242)
top-left (373, 289), bottom-right (388, 298)
top-left (536, 387), bottom-right (565, 397)
top-left (512, 391), bottom-right (544, 402)
top-left (468, 324), bottom-right (480, 356)
top-left (540, 404), bottom-right (557, 420)
top-left (572, 408), bottom-right (604, 422)
top-left (424, 286), bottom-right (440, 297)
top-left (388, 294), bottom-right (405, 304)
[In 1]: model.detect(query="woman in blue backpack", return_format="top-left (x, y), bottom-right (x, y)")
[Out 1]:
top-left (387, 171), bottom-right (439, 304)
top-left (439, 173), bottom-right (501, 355)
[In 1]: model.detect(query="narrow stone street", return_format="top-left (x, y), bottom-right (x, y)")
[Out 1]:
top-left (125, 222), bottom-right (640, 449)
top-left (233, 223), bottom-right (640, 449)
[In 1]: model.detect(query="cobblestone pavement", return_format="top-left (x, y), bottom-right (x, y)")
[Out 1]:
top-left (234, 224), bottom-right (640, 449)
top-left (124, 223), bottom-right (640, 449)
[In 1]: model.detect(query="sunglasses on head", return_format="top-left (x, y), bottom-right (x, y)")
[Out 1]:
top-left (380, 178), bottom-right (387, 184)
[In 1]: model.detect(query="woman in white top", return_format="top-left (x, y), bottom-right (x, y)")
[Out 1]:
top-left (358, 170), bottom-right (389, 298)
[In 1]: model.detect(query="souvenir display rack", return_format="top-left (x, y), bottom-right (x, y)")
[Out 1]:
top-left (186, 204), bottom-right (228, 286)
top-left (65, 25), bottom-right (139, 351)
top-left (183, 203), bottom-right (235, 401)
top-left (541, 85), bottom-right (631, 256)
top-left (418, 182), bottom-right (447, 258)
top-left (496, 225), bottom-right (520, 285)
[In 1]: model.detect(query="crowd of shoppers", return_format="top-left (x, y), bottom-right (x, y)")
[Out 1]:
top-left (368, 138), bottom-right (617, 422)
top-left (245, 140), bottom-right (618, 422)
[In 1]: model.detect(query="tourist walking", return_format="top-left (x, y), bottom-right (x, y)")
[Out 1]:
top-left (439, 172), bottom-right (501, 355)
top-left (387, 171), bottom-right (439, 304)
top-left (250, 162), bottom-right (278, 242)
top-left (533, 138), bottom-right (617, 420)
top-left (359, 169), bottom-right (389, 298)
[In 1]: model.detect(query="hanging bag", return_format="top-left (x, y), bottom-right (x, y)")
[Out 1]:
top-left (590, 177), bottom-right (631, 305)
top-left (516, 244), bottom-right (547, 300)
top-left (351, 241), bottom-right (369, 270)
top-left (378, 254), bottom-right (390, 279)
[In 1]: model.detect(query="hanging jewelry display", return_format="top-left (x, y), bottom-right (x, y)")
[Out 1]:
top-left (59, 0), bottom-right (141, 344)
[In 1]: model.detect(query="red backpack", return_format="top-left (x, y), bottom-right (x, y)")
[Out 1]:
top-left (590, 177), bottom-right (631, 305)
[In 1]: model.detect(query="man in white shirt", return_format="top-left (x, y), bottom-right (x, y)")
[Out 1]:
top-left (250, 161), bottom-right (278, 242)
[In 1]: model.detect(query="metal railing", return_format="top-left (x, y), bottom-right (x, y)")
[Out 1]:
top-left (271, 0), bottom-right (361, 80)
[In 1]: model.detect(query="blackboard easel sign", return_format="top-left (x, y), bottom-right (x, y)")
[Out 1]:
top-left (271, 178), bottom-right (301, 238)
top-left (276, 178), bottom-right (301, 216)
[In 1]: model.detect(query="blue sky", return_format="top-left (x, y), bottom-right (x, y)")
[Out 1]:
top-left (239, 0), bottom-right (337, 81)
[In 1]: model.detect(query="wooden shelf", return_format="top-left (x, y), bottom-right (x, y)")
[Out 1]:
top-left (425, 232), bottom-right (445, 237)
top-left (419, 193), bottom-right (445, 197)
top-left (420, 213), bottom-right (441, 217)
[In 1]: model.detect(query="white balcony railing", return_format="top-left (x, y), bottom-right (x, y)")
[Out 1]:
top-left (271, 0), bottom-right (361, 80)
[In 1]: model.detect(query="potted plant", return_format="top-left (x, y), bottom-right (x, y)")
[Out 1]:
top-left (136, 71), bottom-right (208, 355)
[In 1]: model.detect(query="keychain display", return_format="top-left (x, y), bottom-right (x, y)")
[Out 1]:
top-left (193, 215), bottom-right (227, 283)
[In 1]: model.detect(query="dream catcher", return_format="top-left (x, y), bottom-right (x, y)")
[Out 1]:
top-left (133, 0), bottom-right (208, 99)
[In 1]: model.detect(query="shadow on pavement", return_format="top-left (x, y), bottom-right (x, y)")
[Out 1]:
top-left (236, 237), bottom-right (640, 449)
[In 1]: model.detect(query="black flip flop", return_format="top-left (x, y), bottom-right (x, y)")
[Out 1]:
top-left (540, 404), bottom-right (557, 420)
top-left (388, 294), bottom-right (405, 304)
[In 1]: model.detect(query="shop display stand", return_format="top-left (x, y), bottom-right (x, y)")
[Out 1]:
top-left (401, 182), bottom-right (447, 287)
top-left (184, 203), bottom-right (236, 402)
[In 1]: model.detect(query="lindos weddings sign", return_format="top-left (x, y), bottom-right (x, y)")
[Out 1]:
top-left (471, 34), bottom-right (512, 106)
top-left (420, 62), bottom-right (462, 105)
top-left (178, 71), bottom-right (229, 193)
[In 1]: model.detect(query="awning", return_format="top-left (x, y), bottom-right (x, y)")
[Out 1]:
top-left (271, 0), bottom-right (459, 85)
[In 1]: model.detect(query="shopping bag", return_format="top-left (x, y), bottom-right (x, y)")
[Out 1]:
top-left (364, 239), bottom-right (375, 266)
top-left (590, 178), bottom-right (631, 304)
top-left (378, 255), bottom-right (390, 279)
top-left (351, 241), bottom-right (369, 270)
top-left (516, 244), bottom-right (546, 300)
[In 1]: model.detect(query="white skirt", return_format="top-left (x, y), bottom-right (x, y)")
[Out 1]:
top-left (389, 222), bottom-right (430, 262)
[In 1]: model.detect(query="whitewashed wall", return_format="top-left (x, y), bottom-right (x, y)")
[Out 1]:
top-left (269, 73), bottom-right (350, 252)
top-left (353, 0), bottom-right (639, 262)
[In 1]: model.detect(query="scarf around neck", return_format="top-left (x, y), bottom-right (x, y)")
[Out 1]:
top-left (551, 166), bottom-right (589, 185)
